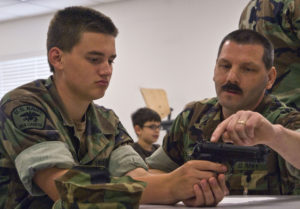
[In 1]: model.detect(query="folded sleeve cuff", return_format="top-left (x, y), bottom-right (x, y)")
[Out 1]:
top-left (286, 162), bottom-right (300, 180)
top-left (108, 145), bottom-right (148, 177)
top-left (146, 146), bottom-right (179, 172)
top-left (15, 141), bottom-right (76, 196)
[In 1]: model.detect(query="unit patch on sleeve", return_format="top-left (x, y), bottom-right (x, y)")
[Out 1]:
top-left (12, 105), bottom-right (46, 130)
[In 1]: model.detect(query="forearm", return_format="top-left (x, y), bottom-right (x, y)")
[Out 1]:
top-left (33, 167), bottom-right (69, 201)
top-left (134, 173), bottom-right (177, 204)
top-left (126, 168), bottom-right (176, 204)
top-left (267, 125), bottom-right (300, 169)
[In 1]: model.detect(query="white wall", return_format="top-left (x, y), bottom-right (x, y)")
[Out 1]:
top-left (0, 0), bottom-right (250, 143)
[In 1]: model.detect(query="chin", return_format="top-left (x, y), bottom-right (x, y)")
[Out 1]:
top-left (93, 92), bottom-right (106, 100)
top-left (219, 101), bottom-right (241, 111)
top-left (152, 138), bottom-right (159, 143)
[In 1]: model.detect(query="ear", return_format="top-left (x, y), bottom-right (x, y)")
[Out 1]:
top-left (48, 47), bottom-right (64, 72)
top-left (266, 66), bottom-right (277, 90)
top-left (134, 125), bottom-right (142, 136)
top-left (213, 64), bottom-right (218, 82)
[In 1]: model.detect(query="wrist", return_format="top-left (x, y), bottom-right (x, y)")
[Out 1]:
top-left (164, 172), bottom-right (180, 204)
top-left (265, 124), bottom-right (284, 149)
top-left (138, 172), bottom-right (178, 204)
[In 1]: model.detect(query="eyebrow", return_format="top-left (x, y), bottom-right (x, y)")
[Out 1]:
top-left (217, 58), bottom-right (260, 67)
top-left (240, 62), bottom-right (260, 68)
top-left (86, 51), bottom-right (117, 59)
top-left (217, 58), bottom-right (229, 63)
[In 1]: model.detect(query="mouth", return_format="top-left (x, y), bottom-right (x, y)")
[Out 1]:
top-left (95, 80), bottom-right (109, 87)
top-left (153, 135), bottom-right (159, 139)
top-left (223, 89), bottom-right (242, 95)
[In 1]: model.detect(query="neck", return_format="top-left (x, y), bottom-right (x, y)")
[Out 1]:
top-left (222, 108), bottom-right (235, 119)
top-left (54, 75), bottom-right (90, 122)
top-left (138, 140), bottom-right (153, 151)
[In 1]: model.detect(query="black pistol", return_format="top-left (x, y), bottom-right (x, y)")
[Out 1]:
top-left (190, 141), bottom-right (269, 169)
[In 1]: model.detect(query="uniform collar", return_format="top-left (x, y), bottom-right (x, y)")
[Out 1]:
top-left (45, 76), bottom-right (75, 127)
top-left (253, 93), bottom-right (272, 113)
top-left (85, 104), bottom-right (115, 135)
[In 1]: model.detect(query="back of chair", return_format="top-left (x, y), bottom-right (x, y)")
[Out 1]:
top-left (140, 88), bottom-right (171, 120)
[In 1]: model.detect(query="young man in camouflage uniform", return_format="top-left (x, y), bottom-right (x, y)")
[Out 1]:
top-left (131, 107), bottom-right (161, 161)
top-left (0, 6), bottom-right (228, 209)
top-left (147, 29), bottom-right (300, 195)
top-left (239, 0), bottom-right (300, 110)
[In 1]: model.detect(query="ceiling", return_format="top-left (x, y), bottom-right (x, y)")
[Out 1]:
top-left (0, 0), bottom-right (127, 23)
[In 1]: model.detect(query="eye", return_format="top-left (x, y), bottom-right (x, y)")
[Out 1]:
top-left (108, 59), bottom-right (115, 65)
top-left (242, 66), bottom-right (255, 72)
top-left (218, 63), bottom-right (231, 70)
top-left (87, 57), bottom-right (103, 64)
top-left (143, 125), bottom-right (162, 130)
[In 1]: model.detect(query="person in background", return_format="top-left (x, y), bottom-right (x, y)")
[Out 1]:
top-left (239, 0), bottom-right (300, 110)
top-left (0, 6), bottom-right (228, 208)
top-left (147, 29), bottom-right (300, 195)
top-left (131, 107), bottom-right (161, 161)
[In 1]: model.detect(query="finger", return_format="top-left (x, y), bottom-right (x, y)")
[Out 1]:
top-left (182, 198), bottom-right (195, 207)
top-left (236, 111), bottom-right (257, 144)
top-left (188, 184), bottom-right (205, 207)
top-left (243, 114), bottom-right (257, 140)
top-left (211, 118), bottom-right (231, 142)
top-left (222, 131), bottom-right (234, 143)
top-left (225, 116), bottom-right (244, 145)
top-left (208, 177), bottom-right (224, 204)
top-left (193, 169), bottom-right (216, 180)
top-left (193, 183), bottom-right (205, 206)
top-left (200, 179), bottom-right (215, 206)
top-left (189, 160), bottom-right (227, 174)
top-left (235, 116), bottom-right (250, 143)
top-left (218, 173), bottom-right (229, 196)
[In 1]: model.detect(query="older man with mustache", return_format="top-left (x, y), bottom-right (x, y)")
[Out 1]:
top-left (147, 29), bottom-right (300, 196)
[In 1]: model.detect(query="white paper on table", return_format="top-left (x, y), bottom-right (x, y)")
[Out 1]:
top-left (219, 196), bottom-right (277, 205)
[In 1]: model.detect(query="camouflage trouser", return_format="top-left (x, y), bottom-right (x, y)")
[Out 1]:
top-left (53, 166), bottom-right (146, 209)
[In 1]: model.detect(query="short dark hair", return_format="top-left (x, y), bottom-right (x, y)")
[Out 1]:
top-left (131, 107), bottom-right (161, 127)
top-left (47, 6), bottom-right (118, 72)
top-left (217, 29), bottom-right (274, 70)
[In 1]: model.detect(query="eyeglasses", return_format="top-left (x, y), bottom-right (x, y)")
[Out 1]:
top-left (143, 125), bottom-right (162, 130)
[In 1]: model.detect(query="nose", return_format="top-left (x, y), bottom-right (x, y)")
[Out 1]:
top-left (97, 61), bottom-right (112, 76)
top-left (154, 127), bottom-right (160, 132)
top-left (226, 67), bottom-right (240, 84)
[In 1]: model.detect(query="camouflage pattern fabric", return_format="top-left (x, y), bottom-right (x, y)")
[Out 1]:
top-left (131, 142), bottom-right (160, 161)
top-left (163, 94), bottom-right (300, 195)
top-left (0, 76), bottom-right (136, 208)
top-left (239, 0), bottom-right (300, 110)
top-left (52, 166), bottom-right (146, 209)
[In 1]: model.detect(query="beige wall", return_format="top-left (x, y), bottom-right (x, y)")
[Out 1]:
top-left (0, 0), bottom-right (250, 143)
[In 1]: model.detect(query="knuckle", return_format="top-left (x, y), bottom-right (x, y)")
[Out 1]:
top-left (226, 127), bottom-right (234, 134)
top-left (185, 160), bottom-right (194, 169)
top-left (235, 125), bottom-right (244, 131)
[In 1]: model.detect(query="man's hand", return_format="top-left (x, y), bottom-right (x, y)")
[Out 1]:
top-left (182, 174), bottom-right (228, 207)
top-left (131, 160), bottom-right (228, 206)
top-left (168, 160), bottom-right (228, 206)
top-left (211, 110), bottom-right (278, 146)
top-left (211, 110), bottom-right (300, 170)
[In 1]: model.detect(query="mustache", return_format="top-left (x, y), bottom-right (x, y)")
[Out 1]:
top-left (221, 82), bottom-right (242, 93)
